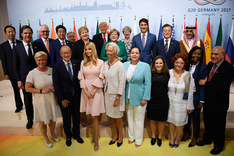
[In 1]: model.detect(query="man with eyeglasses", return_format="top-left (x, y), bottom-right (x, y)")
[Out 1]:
top-left (33, 24), bottom-right (54, 67)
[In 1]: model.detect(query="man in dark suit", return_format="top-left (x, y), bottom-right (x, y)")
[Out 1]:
top-left (53, 45), bottom-right (84, 146)
top-left (132, 18), bottom-right (156, 65)
top-left (198, 46), bottom-right (234, 155)
top-left (156, 24), bottom-right (180, 69)
top-left (50, 25), bottom-right (72, 66)
top-left (32, 24), bottom-right (54, 67)
top-left (13, 25), bottom-right (37, 129)
top-left (0, 25), bottom-right (23, 113)
top-left (92, 22), bottom-right (110, 57)
top-left (67, 31), bottom-right (76, 44)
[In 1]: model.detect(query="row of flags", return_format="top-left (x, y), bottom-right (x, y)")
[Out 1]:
top-left (17, 16), bottom-right (234, 65)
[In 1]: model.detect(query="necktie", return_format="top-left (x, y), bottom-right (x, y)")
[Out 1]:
top-left (45, 39), bottom-right (50, 54)
top-left (27, 44), bottom-right (33, 58)
top-left (142, 34), bottom-right (145, 49)
top-left (62, 41), bottom-right (65, 46)
top-left (165, 39), bottom-right (168, 54)
top-left (12, 41), bottom-right (15, 49)
top-left (103, 34), bottom-right (106, 43)
top-left (67, 63), bottom-right (73, 80)
top-left (208, 64), bottom-right (217, 81)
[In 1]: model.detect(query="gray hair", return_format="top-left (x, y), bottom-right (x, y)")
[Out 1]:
top-left (39, 24), bottom-right (49, 31)
top-left (122, 26), bottom-right (132, 34)
top-left (213, 46), bottom-right (225, 55)
top-left (105, 42), bottom-right (120, 54)
top-left (67, 31), bottom-right (75, 35)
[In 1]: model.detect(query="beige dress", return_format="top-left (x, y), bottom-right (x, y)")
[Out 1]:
top-left (104, 61), bottom-right (126, 118)
top-left (78, 59), bottom-right (105, 116)
top-left (26, 68), bottom-right (61, 124)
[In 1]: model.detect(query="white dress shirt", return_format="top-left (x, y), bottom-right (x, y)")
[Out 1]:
top-left (141, 32), bottom-right (148, 45)
top-left (23, 41), bottom-right (34, 56)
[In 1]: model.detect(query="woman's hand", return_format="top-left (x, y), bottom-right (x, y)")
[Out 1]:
top-left (84, 89), bottom-right (92, 99)
top-left (42, 88), bottom-right (52, 94)
top-left (140, 99), bottom-right (147, 107)
top-left (187, 110), bottom-right (193, 114)
top-left (113, 98), bottom-right (120, 107)
top-left (50, 87), bottom-right (55, 92)
top-left (117, 57), bottom-right (123, 61)
top-left (90, 87), bottom-right (97, 98)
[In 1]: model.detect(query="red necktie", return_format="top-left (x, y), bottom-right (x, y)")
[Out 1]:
top-left (165, 39), bottom-right (168, 55)
top-left (103, 34), bottom-right (106, 43)
top-left (208, 64), bottom-right (217, 81)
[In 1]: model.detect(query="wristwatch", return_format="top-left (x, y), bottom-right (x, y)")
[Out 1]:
top-left (116, 96), bottom-right (120, 100)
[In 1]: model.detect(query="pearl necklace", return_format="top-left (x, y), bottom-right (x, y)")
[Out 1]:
top-left (108, 58), bottom-right (118, 69)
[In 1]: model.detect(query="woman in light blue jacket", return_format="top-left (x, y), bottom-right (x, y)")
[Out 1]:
top-left (124, 47), bottom-right (151, 147)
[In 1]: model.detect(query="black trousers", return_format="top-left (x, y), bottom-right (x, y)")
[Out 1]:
top-left (59, 95), bottom-right (80, 139)
top-left (9, 78), bottom-right (23, 109)
top-left (202, 109), bottom-right (227, 149)
top-left (22, 89), bottom-right (33, 122)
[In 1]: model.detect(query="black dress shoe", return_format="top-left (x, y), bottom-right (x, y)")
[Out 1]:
top-left (76, 136), bottom-right (84, 144)
top-left (180, 132), bottom-right (191, 141)
top-left (210, 148), bottom-right (222, 155)
top-left (157, 138), bottom-right (162, 147)
top-left (196, 140), bottom-right (212, 146)
top-left (15, 107), bottom-right (22, 113)
top-left (26, 121), bottom-right (33, 129)
top-left (151, 138), bottom-right (156, 145)
top-left (66, 138), bottom-right (72, 147)
top-left (117, 142), bottom-right (123, 147)
top-left (188, 143), bottom-right (195, 147)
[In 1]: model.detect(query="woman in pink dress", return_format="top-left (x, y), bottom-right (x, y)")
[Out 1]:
top-left (78, 42), bottom-right (105, 151)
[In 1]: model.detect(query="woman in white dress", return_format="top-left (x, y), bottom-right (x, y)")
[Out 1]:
top-left (104, 42), bottom-right (126, 147)
top-left (25, 52), bottom-right (61, 148)
top-left (167, 53), bottom-right (194, 148)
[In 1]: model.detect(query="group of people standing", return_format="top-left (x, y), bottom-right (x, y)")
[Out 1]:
top-left (0, 17), bottom-right (233, 155)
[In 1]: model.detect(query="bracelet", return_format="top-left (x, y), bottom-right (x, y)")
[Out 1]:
top-left (116, 96), bottom-right (120, 100)
top-left (40, 89), bottom-right (42, 94)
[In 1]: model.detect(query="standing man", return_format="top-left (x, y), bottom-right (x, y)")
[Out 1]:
top-left (53, 46), bottom-right (84, 146)
top-left (50, 25), bottom-right (72, 66)
top-left (156, 24), bottom-right (180, 69)
top-left (13, 25), bottom-right (37, 129)
top-left (132, 18), bottom-right (156, 65)
top-left (198, 46), bottom-right (234, 155)
top-left (67, 31), bottom-right (76, 44)
top-left (93, 22), bottom-right (110, 57)
top-left (0, 25), bottom-right (23, 113)
top-left (32, 24), bottom-right (54, 67)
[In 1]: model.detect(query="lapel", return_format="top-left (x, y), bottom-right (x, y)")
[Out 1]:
top-left (71, 59), bottom-right (77, 81)
top-left (39, 38), bottom-right (46, 48)
top-left (18, 43), bottom-right (28, 58)
top-left (5, 41), bottom-right (13, 52)
top-left (137, 34), bottom-right (143, 50)
top-left (130, 61), bottom-right (142, 82)
top-left (159, 39), bottom-right (166, 57)
top-left (193, 65), bottom-right (199, 80)
top-left (144, 33), bottom-right (151, 50)
top-left (168, 39), bottom-right (175, 52)
top-left (60, 60), bottom-right (72, 81)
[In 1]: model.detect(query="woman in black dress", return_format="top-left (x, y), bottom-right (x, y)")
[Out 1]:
top-left (147, 56), bottom-right (169, 147)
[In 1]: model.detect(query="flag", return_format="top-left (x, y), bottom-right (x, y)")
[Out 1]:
top-left (171, 16), bottom-right (175, 40)
top-left (39, 19), bottom-right (41, 39)
top-left (19, 20), bottom-right (22, 40)
top-left (61, 18), bottom-right (63, 26)
top-left (28, 20), bottom-right (33, 42)
top-left (215, 16), bottom-right (223, 46)
top-left (204, 16), bottom-right (212, 64)
top-left (158, 17), bottom-right (163, 40)
top-left (107, 17), bottom-right (111, 34)
top-left (225, 17), bottom-right (234, 65)
top-left (96, 18), bottom-right (100, 34)
top-left (147, 16), bottom-right (150, 33)
top-left (195, 15), bottom-right (198, 38)
top-left (84, 18), bottom-right (87, 27)
top-left (181, 15), bottom-right (186, 40)
top-left (119, 17), bottom-right (123, 39)
top-left (73, 18), bottom-right (78, 41)
top-left (133, 16), bottom-right (137, 36)
top-left (51, 19), bottom-right (56, 39)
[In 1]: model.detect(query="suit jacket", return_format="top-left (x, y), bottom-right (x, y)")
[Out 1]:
top-left (32, 38), bottom-right (54, 67)
top-left (52, 59), bottom-right (81, 103)
top-left (156, 39), bottom-right (180, 69)
top-left (50, 38), bottom-right (72, 66)
top-left (13, 43), bottom-right (37, 84)
top-left (124, 61), bottom-right (151, 106)
top-left (93, 33), bottom-right (110, 57)
top-left (192, 63), bottom-right (206, 107)
top-left (0, 40), bottom-right (22, 79)
top-left (132, 32), bottom-right (156, 65)
top-left (204, 60), bottom-right (234, 113)
top-left (72, 39), bottom-right (94, 62)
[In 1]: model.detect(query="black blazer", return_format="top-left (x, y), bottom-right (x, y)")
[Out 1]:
top-left (204, 60), bottom-right (234, 113)
top-left (92, 33), bottom-right (110, 57)
top-left (13, 43), bottom-right (37, 83)
top-left (156, 39), bottom-right (180, 69)
top-left (0, 40), bottom-right (22, 79)
top-left (72, 39), bottom-right (94, 62)
top-left (52, 59), bottom-right (81, 103)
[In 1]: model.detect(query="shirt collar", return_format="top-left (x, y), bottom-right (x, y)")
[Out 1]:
top-left (8, 39), bottom-right (16, 44)
top-left (62, 59), bottom-right (71, 65)
top-left (58, 38), bottom-right (65, 44)
top-left (216, 59), bottom-right (224, 67)
top-left (23, 41), bottom-right (31, 46)
top-left (141, 32), bottom-right (148, 37)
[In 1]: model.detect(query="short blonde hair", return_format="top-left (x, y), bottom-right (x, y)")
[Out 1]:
top-left (78, 26), bottom-right (89, 37)
top-left (34, 51), bottom-right (48, 60)
top-left (99, 22), bottom-right (107, 27)
top-left (110, 29), bottom-right (120, 37)
top-left (105, 42), bottom-right (120, 54)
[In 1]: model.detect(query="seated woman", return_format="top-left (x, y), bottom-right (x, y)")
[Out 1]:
top-left (25, 52), bottom-right (61, 148)
top-left (100, 29), bottom-right (127, 62)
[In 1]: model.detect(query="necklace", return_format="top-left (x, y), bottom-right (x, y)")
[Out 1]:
top-left (108, 58), bottom-right (118, 69)
top-left (173, 70), bottom-right (183, 95)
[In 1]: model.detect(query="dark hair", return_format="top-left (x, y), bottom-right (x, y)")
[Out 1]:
top-left (151, 55), bottom-right (169, 75)
top-left (4, 25), bottom-right (15, 33)
top-left (21, 25), bottom-right (33, 34)
top-left (139, 18), bottom-right (148, 25)
top-left (162, 24), bottom-right (172, 31)
top-left (130, 46), bottom-right (140, 54)
top-left (186, 46), bottom-right (205, 79)
top-left (171, 53), bottom-right (188, 69)
top-left (56, 25), bottom-right (66, 33)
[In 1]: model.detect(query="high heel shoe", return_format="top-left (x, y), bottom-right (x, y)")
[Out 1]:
top-left (94, 146), bottom-right (99, 151)
top-left (44, 140), bottom-right (52, 148)
top-left (109, 138), bottom-right (118, 145)
top-left (49, 135), bottom-right (60, 142)
top-left (117, 142), bottom-right (123, 147)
